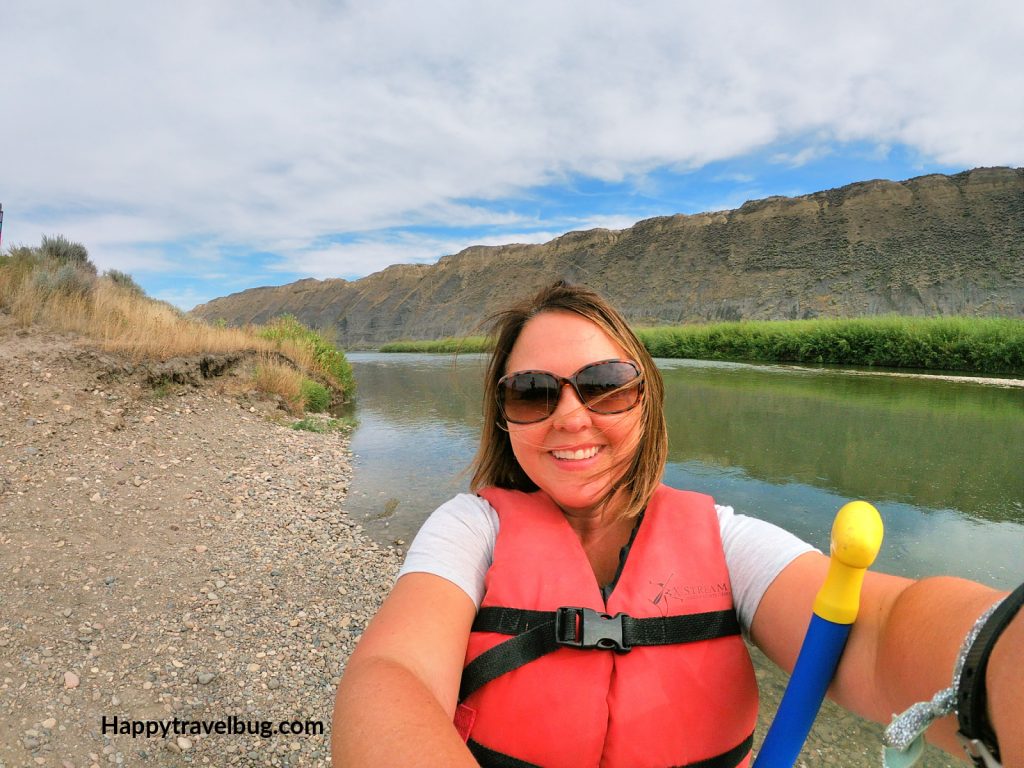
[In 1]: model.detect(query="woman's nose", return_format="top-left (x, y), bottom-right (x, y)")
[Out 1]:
top-left (550, 382), bottom-right (592, 430)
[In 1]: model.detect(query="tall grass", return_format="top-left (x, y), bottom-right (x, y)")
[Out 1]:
top-left (379, 335), bottom-right (492, 353)
top-left (637, 317), bottom-right (1024, 375)
top-left (378, 318), bottom-right (1024, 375)
top-left (251, 355), bottom-right (304, 413)
top-left (0, 236), bottom-right (356, 409)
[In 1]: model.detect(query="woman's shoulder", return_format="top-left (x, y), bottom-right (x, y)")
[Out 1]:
top-left (396, 493), bottom-right (498, 608)
top-left (430, 492), bottom-right (499, 530)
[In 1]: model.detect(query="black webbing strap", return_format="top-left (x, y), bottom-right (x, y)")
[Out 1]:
top-left (460, 618), bottom-right (560, 701)
top-left (467, 738), bottom-right (542, 768)
top-left (460, 606), bottom-right (741, 702)
top-left (673, 732), bottom-right (754, 768)
top-left (621, 610), bottom-right (740, 646)
top-left (472, 608), bottom-right (554, 635)
top-left (468, 731), bottom-right (754, 768)
top-left (473, 606), bottom-right (740, 646)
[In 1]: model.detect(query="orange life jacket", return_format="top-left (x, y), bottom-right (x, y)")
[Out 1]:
top-left (457, 484), bottom-right (759, 768)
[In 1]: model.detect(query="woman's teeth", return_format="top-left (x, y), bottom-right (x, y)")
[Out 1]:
top-left (551, 446), bottom-right (600, 461)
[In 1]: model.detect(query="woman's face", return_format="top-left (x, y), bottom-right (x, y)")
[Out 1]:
top-left (503, 311), bottom-right (644, 517)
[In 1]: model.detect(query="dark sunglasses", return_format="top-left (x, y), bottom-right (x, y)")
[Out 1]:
top-left (496, 359), bottom-right (643, 425)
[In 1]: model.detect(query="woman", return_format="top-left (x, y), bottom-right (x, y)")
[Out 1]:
top-left (333, 282), bottom-right (1022, 767)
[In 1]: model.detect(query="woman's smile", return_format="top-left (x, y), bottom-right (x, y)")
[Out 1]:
top-left (550, 445), bottom-right (602, 461)
top-left (547, 443), bottom-right (606, 473)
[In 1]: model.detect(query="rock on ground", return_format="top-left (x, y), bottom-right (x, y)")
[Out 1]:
top-left (0, 316), bottom-right (400, 767)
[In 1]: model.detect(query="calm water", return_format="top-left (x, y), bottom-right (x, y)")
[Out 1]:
top-left (344, 352), bottom-right (1024, 589)
top-left (341, 352), bottom-right (1024, 766)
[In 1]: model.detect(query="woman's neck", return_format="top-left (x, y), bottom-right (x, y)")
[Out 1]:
top-left (563, 507), bottom-right (637, 588)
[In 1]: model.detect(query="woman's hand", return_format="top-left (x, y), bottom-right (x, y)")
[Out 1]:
top-left (752, 553), bottom-right (1020, 763)
top-left (331, 573), bottom-right (479, 767)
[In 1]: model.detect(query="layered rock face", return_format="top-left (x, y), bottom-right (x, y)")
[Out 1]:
top-left (190, 167), bottom-right (1024, 347)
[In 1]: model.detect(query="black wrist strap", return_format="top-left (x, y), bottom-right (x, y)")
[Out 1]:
top-left (956, 581), bottom-right (1024, 766)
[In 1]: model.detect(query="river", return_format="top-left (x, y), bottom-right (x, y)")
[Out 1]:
top-left (341, 352), bottom-right (1024, 766)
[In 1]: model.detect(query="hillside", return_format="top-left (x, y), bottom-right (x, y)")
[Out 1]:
top-left (190, 167), bottom-right (1024, 347)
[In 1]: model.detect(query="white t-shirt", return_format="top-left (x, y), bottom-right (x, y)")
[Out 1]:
top-left (398, 493), bottom-right (817, 635)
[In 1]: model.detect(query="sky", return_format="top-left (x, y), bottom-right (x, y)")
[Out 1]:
top-left (2, 1), bottom-right (1023, 311)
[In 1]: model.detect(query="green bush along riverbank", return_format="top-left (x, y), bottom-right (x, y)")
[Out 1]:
top-left (379, 335), bottom-right (491, 354)
top-left (257, 314), bottom-right (357, 407)
top-left (380, 317), bottom-right (1024, 375)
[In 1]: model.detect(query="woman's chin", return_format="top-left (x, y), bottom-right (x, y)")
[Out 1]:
top-left (544, 483), bottom-right (613, 516)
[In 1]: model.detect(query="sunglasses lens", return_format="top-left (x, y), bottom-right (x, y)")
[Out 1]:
top-left (499, 373), bottom-right (560, 423)
top-left (499, 362), bottom-right (642, 423)
top-left (575, 362), bottom-right (641, 413)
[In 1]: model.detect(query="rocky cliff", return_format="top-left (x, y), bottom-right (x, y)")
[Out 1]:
top-left (190, 167), bottom-right (1024, 347)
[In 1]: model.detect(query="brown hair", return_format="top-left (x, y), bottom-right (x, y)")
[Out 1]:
top-left (469, 281), bottom-right (667, 520)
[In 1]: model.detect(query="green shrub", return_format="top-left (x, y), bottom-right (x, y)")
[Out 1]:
top-left (379, 335), bottom-right (492, 353)
top-left (635, 316), bottom-right (1024, 374)
top-left (104, 269), bottom-right (145, 296)
top-left (300, 379), bottom-right (331, 413)
top-left (258, 315), bottom-right (356, 400)
top-left (40, 235), bottom-right (96, 274)
top-left (1, 237), bottom-right (99, 306)
top-left (32, 262), bottom-right (96, 299)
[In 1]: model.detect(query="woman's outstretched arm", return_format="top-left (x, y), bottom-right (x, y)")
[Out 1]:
top-left (332, 572), bottom-right (479, 767)
top-left (752, 552), bottom-right (1022, 765)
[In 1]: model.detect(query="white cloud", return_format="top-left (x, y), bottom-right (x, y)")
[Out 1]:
top-left (274, 229), bottom-right (560, 280)
top-left (271, 211), bottom-right (637, 281)
top-left (557, 215), bottom-right (640, 233)
top-left (281, 239), bottom-right (451, 281)
top-left (2, 0), bottom-right (1022, 298)
top-left (713, 173), bottom-right (756, 185)
top-left (770, 145), bottom-right (833, 168)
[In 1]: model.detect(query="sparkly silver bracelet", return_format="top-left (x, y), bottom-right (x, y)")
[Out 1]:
top-left (957, 581), bottom-right (1024, 767)
top-left (882, 598), bottom-right (1004, 768)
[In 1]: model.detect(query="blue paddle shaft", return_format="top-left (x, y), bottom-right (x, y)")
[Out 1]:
top-left (753, 616), bottom-right (852, 768)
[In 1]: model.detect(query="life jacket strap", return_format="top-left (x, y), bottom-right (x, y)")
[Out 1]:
top-left (460, 606), bottom-right (740, 701)
top-left (467, 738), bottom-right (543, 768)
top-left (467, 732), bottom-right (754, 768)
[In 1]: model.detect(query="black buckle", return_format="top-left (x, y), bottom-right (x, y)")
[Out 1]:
top-left (554, 607), bottom-right (631, 653)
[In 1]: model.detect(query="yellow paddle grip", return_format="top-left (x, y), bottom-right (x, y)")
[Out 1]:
top-left (812, 500), bottom-right (884, 624)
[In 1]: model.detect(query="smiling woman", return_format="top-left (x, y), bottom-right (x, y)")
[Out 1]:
top-left (332, 281), bottom-right (1023, 768)
top-left (493, 316), bottom-right (645, 515)
top-left (472, 286), bottom-right (668, 525)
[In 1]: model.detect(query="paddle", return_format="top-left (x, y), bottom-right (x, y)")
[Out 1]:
top-left (753, 500), bottom-right (884, 768)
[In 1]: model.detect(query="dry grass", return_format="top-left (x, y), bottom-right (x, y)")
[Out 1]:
top-left (1, 267), bottom-right (325, 362)
top-left (250, 355), bottom-right (305, 414)
top-left (4, 276), bottom-right (275, 358)
top-left (0, 253), bottom-right (347, 408)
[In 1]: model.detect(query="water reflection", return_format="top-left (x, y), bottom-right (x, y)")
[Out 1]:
top-left (344, 353), bottom-right (1024, 589)
top-left (343, 354), bottom-right (485, 544)
top-left (661, 361), bottom-right (1024, 522)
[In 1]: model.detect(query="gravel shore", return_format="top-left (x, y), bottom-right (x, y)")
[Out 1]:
top-left (1, 319), bottom-right (400, 767)
top-left (1, 317), bottom-right (961, 768)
